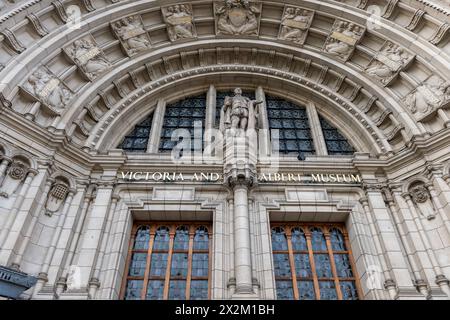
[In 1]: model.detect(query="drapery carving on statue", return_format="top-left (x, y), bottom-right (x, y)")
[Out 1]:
top-left (323, 20), bottom-right (365, 62)
top-left (278, 6), bottom-right (314, 45)
top-left (65, 35), bottom-right (111, 81)
top-left (219, 88), bottom-right (262, 136)
top-left (44, 181), bottom-right (69, 217)
top-left (403, 75), bottom-right (450, 120)
top-left (214, 0), bottom-right (261, 36)
top-left (365, 41), bottom-right (414, 86)
top-left (162, 4), bottom-right (197, 41)
top-left (21, 66), bottom-right (73, 114)
top-left (409, 183), bottom-right (436, 220)
top-left (112, 15), bottom-right (151, 57)
top-left (0, 160), bottom-right (29, 198)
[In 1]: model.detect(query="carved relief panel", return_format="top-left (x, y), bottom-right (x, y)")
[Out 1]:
top-left (322, 20), bottom-right (365, 62)
top-left (364, 41), bottom-right (414, 86)
top-left (162, 4), bottom-right (197, 42)
top-left (409, 182), bottom-right (436, 220)
top-left (278, 6), bottom-right (314, 45)
top-left (44, 181), bottom-right (69, 216)
top-left (214, 0), bottom-right (262, 36)
top-left (64, 35), bottom-right (112, 81)
top-left (0, 159), bottom-right (29, 198)
top-left (111, 15), bottom-right (151, 57)
top-left (20, 66), bottom-right (73, 115)
top-left (403, 75), bottom-right (450, 121)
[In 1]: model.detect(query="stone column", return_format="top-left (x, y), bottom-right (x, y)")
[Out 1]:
top-left (0, 156), bottom-right (11, 181)
top-left (226, 197), bottom-right (236, 297)
top-left (426, 179), bottom-right (450, 235)
top-left (306, 102), bottom-right (328, 156)
top-left (255, 87), bottom-right (270, 158)
top-left (147, 99), bottom-right (166, 153)
top-left (205, 85), bottom-right (217, 132)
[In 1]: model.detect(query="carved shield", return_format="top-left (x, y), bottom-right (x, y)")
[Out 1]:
top-left (228, 8), bottom-right (247, 27)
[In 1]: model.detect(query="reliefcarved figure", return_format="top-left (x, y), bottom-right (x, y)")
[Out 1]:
top-left (45, 182), bottom-right (69, 217)
top-left (365, 42), bottom-right (413, 86)
top-left (404, 75), bottom-right (450, 119)
top-left (219, 88), bottom-right (262, 135)
top-left (66, 36), bottom-right (111, 80)
top-left (112, 16), bottom-right (150, 56)
top-left (214, 0), bottom-right (261, 36)
top-left (323, 21), bottom-right (365, 61)
top-left (278, 7), bottom-right (314, 45)
top-left (22, 67), bottom-right (73, 113)
top-left (0, 160), bottom-right (28, 198)
top-left (162, 4), bottom-right (196, 41)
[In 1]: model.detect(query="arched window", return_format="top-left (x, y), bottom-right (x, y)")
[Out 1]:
top-left (266, 96), bottom-right (315, 157)
top-left (119, 113), bottom-right (153, 152)
top-left (319, 115), bottom-right (355, 155)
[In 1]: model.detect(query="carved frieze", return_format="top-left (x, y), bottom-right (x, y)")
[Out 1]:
top-left (278, 6), bottom-right (314, 45)
top-left (322, 20), bottom-right (365, 62)
top-left (364, 41), bottom-right (414, 86)
top-left (214, 0), bottom-right (261, 36)
top-left (403, 75), bottom-right (450, 121)
top-left (21, 66), bottom-right (73, 114)
top-left (64, 35), bottom-right (111, 81)
top-left (111, 15), bottom-right (151, 57)
top-left (162, 4), bottom-right (197, 42)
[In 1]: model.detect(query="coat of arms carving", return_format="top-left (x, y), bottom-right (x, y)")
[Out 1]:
top-left (214, 0), bottom-right (262, 36)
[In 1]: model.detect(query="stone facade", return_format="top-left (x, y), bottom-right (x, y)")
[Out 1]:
top-left (0, 0), bottom-right (449, 300)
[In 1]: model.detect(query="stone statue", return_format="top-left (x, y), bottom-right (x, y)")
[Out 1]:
top-left (404, 75), bottom-right (450, 118)
top-left (365, 42), bottom-right (413, 85)
top-left (112, 16), bottom-right (150, 56)
top-left (163, 4), bottom-right (196, 41)
top-left (22, 67), bottom-right (73, 113)
top-left (323, 21), bottom-right (365, 61)
top-left (215, 0), bottom-right (261, 36)
top-left (66, 36), bottom-right (111, 80)
top-left (278, 7), bottom-right (314, 45)
top-left (219, 88), bottom-right (262, 134)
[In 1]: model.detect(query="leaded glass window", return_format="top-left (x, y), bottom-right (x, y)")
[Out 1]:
top-left (271, 223), bottom-right (360, 300)
top-left (159, 95), bottom-right (206, 153)
top-left (319, 115), bottom-right (355, 155)
top-left (266, 96), bottom-right (315, 157)
top-left (119, 113), bottom-right (154, 152)
top-left (122, 223), bottom-right (211, 300)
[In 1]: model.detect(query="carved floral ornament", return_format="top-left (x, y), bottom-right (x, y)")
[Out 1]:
top-left (7, 160), bottom-right (28, 180)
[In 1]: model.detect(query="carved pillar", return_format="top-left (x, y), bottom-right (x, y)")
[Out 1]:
top-left (0, 156), bottom-right (11, 181)
top-left (226, 197), bottom-right (236, 296)
top-left (402, 192), bottom-right (450, 298)
top-left (147, 99), bottom-right (166, 153)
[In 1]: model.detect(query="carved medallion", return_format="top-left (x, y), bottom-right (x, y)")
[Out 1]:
top-left (45, 182), bottom-right (69, 216)
top-left (403, 75), bottom-right (450, 121)
top-left (64, 35), bottom-right (112, 81)
top-left (21, 66), bottom-right (73, 114)
top-left (111, 15), bottom-right (151, 57)
top-left (364, 41), bottom-right (414, 86)
top-left (214, 0), bottom-right (262, 36)
top-left (278, 6), bottom-right (314, 45)
top-left (410, 185), bottom-right (429, 204)
top-left (162, 4), bottom-right (197, 42)
top-left (322, 20), bottom-right (365, 62)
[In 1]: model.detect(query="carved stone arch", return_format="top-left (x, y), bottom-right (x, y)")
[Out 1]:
top-left (96, 71), bottom-right (384, 155)
top-left (49, 171), bottom-right (76, 190)
top-left (9, 152), bottom-right (34, 170)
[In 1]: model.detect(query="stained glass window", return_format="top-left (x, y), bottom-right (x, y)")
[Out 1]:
top-left (266, 96), bottom-right (315, 158)
top-left (123, 223), bottom-right (211, 300)
top-left (319, 115), bottom-right (355, 155)
top-left (271, 224), bottom-right (360, 300)
top-left (159, 95), bottom-right (206, 153)
top-left (119, 113), bottom-right (154, 152)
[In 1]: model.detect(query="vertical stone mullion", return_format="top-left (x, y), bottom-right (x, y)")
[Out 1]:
top-left (205, 85), bottom-right (217, 133)
top-left (306, 102), bottom-right (328, 156)
top-left (147, 99), bottom-right (167, 153)
top-left (255, 86), bottom-right (270, 157)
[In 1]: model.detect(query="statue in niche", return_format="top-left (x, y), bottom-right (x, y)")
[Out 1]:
top-left (162, 4), bottom-right (196, 41)
top-left (215, 0), bottom-right (261, 36)
top-left (44, 182), bottom-right (69, 217)
top-left (112, 16), bottom-right (150, 56)
top-left (409, 183), bottom-right (436, 220)
top-left (219, 88), bottom-right (262, 135)
top-left (323, 21), bottom-right (365, 61)
top-left (66, 36), bottom-right (111, 81)
top-left (0, 160), bottom-right (28, 198)
top-left (404, 75), bottom-right (450, 119)
top-left (365, 42), bottom-right (413, 86)
top-left (22, 67), bottom-right (73, 113)
top-left (278, 7), bottom-right (314, 45)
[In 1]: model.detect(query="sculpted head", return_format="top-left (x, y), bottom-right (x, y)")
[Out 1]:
top-left (234, 88), bottom-right (243, 96)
